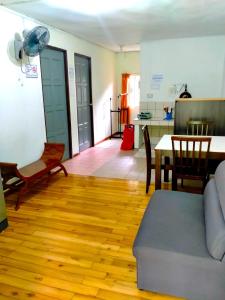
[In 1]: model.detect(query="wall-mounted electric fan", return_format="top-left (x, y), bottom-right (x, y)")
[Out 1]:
top-left (14, 26), bottom-right (50, 60)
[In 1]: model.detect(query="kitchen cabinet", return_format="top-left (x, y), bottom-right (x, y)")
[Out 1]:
top-left (175, 98), bottom-right (225, 135)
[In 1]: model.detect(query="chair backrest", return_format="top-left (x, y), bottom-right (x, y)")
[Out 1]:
top-left (41, 143), bottom-right (65, 162)
top-left (186, 120), bottom-right (214, 136)
top-left (171, 136), bottom-right (211, 178)
top-left (142, 125), bottom-right (151, 168)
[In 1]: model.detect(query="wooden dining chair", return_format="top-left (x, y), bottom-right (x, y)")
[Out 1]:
top-left (142, 125), bottom-right (171, 193)
top-left (186, 120), bottom-right (214, 136)
top-left (186, 119), bottom-right (219, 175)
top-left (171, 136), bottom-right (211, 193)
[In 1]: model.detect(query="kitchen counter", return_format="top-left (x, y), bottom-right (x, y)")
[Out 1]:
top-left (133, 118), bottom-right (174, 126)
top-left (133, 118), bottom-right (174, 148)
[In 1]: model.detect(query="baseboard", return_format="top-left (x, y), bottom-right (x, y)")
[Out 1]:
top-left (0, 218), bottom-right (8, 232)
top-left (65, 136), bottom-right (113, 159)
top-left (94, 135), bottom-right (111, 146)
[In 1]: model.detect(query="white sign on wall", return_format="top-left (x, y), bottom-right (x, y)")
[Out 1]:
top-left (68, 67), bottom-right (75, 80)
top-left (25, 64), bottom-right (38, 78)
top-left (151, 73), bottom-right (164, 90)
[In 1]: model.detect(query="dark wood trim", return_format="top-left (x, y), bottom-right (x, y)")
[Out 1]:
top-left (70, 152), bottom-right (80, 159)
top-left (176, 98), bottom-right (225, 102)
top-left (62, 49), bottom-right (73, 158)
top-left (64, 136), bottom-right (112, 161)
top-left (74, 53), bottom-right (94, 148)
top-left (62, 136), bottom-right (112, 164)
top-left (62, 152), bottom-right (80, 164)
top-left (72, 153), bottom-right (80, 158)
top-left (40, 45), bottom-right (73, 158)
top-left (94, 135), bottom-right (111, 146)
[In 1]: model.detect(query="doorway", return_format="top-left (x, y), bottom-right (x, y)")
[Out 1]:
top-left (128, 74), bottom-right (140, 122)
top-left (74, 54), bottom-right (94, 152)
top-left (40, 46), bottom-right (72, 160)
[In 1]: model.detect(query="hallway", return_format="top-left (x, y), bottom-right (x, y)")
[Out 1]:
top-left (63, 139), bottom-right (146, 182)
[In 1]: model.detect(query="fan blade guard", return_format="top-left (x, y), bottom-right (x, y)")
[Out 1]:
top-left (23, 26), bottom-right (50, 57)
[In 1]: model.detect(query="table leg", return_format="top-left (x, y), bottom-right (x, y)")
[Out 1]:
top-left (134, 124), bottom-right (141, 149)
top-left (155, 149), bottom-right (162, 190)
top-left (164, 156), bottom-right (170, 182)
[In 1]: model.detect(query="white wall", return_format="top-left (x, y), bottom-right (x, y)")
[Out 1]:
top-left (0, 7), bottom-right (116, 167)
top-left (115, 51), bottom-right (140, 97)
top-left (115, 51), bottom-right (140, 124)
top-left (50, 27), bottom-right (116, 152)
top-left (141, 36), bottom-right (225, 102)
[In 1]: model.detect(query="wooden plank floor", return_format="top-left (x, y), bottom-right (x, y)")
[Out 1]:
top-left (0, 174), bottom-right (183, 300)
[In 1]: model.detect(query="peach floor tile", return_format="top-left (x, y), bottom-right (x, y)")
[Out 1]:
top-left (63, 139), bottom-right (147, 181)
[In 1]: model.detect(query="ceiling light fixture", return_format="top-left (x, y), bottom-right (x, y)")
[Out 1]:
top-left (46, 0), bottom-right (145, 15)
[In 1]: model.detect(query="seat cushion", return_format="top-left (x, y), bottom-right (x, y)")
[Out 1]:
top-left (204, 178), bottom-right (225, 260)
top-left (133, 190), bottom-right (208, 258)
top-left (19, 160), bottom-right (47, 178)
top-left (215, 160), bottom-right (225, 218)
top-left (133, 189), bottom-right (225, 300)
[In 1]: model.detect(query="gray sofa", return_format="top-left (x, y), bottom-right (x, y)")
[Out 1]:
top-left (133, 161), bottom-right (225, 300)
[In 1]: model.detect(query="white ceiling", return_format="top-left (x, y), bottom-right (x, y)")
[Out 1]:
top-left (2, 0), bottom-right (225, 52)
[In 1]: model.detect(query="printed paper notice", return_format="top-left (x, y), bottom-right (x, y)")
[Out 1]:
top-left (68, 67), bottom-right (75, 80)
top-left (151, 73), bottom-right (164, 90)
top-left (25, 64), bottom-right (38, 78)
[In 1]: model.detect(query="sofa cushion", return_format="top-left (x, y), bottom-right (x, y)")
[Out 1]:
top-left (204, 178), bottom-right (225, 260)
top-left (133, 190), bottom-right (208, 258)
top-left (133, 189), bottom-right (225, 300)
top-left (215, 160), bottom-right (225, 218)
top-left (135, 244), bottom-right (225, 300)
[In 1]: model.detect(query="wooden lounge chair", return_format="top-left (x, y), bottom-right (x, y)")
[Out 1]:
top-left (0, 143), bottom-right (68, 210)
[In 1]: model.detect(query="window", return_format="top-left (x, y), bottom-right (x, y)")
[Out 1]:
top-left (128, 74), bottom-right (140, 109)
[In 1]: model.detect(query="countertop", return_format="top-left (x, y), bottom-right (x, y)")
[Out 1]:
top-left (133, 118), bottom-right (174, 126)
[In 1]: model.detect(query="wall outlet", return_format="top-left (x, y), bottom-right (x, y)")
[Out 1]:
top-left (147, 93), bottom-right (154, 98)
top-left (168, 85), bottom-right (176, 95)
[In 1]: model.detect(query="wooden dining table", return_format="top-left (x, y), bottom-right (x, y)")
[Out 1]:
top-left (154, 134), bottom-right (225, 190)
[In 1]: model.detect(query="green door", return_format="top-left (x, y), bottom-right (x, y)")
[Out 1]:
top-left (40, 48), bottom-right (71, 160)
top-left (75, 54), bottom-right (94, 152)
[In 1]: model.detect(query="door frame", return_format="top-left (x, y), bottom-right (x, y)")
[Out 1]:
top-left (74, 53), bottom-right (94, 150)
top-left (40, 45), bottom-right (72, 158)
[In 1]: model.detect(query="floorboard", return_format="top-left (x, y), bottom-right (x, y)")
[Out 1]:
top-left (0, 174), bottom-right (183, 300)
